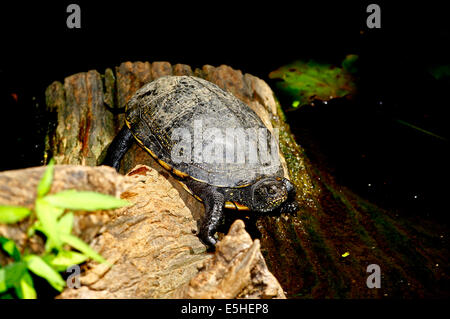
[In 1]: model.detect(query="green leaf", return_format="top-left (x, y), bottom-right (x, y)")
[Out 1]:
top-left (29, 221), bottom-right (52, 245)
top-left (341, 54), bottom-right (359, 74)
top-left (35, 199), bottom-right (63, 251)
top-left (0, 237), bottom-right (21, 261)
top-left (45, 238), bottom-right (57, 253)
top-left (13, 285), bottom-right (23, 299)
top-left (428, 64), bottom-right (450, 80)
top-left (29, 221), bottom-right (43, 234)
top-left (0, 206), bottom-right (32, 224)
top-left (0, 292), bottom-right (14, 299)
top-left (17, 271), bottom-right (36, 299)
top-left (268, 57), bottom-right (357, 109)
top-left (37, 158), bottom-right (55, 198)
top-left (24, 254), bottom-right (65, 292)
top-left (0, 268), bottom-right (6, 293)
top-left (44, 190), bottom-right (130, 211)
top-left (49, 250), bottom-right (87, 271)
top-left (27, 225), bottom-right (36, 237)
top-left (57, 212), bottom-right (74, 235)
top-left (60, 233), bottom-right (106, 264)
top-left (395, 119), bottom-right (448, 141)
top-left (3, 261), bottom-right (27, 289)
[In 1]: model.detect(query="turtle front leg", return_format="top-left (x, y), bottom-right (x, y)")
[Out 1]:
top-left (199, 187), bottom-right (225, 249)
top-left (102, 126), bottom-right (135, 171)
top-left (186, 180), bottom-right (225, 249)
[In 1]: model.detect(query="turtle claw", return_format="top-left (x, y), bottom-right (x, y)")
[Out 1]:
top-left (199, 232), bottom-right (217, 251)
top-left (281, 200), bottom-right (299, 215)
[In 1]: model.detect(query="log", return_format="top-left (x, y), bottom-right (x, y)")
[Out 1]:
top-left (0, 164), bottom-right (285, 299)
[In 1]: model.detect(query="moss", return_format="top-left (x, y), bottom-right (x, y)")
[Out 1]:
top-left (321, 180), bottom-right (374, 247)
top-left (272, 99), bottom-right (318, 210)
top-left (270, 97), bottom-right (351, 297)
top-left (358, 200), bottom-right (432, 279)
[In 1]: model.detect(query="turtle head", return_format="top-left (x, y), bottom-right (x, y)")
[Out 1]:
top-left (250, 177), bottom-right (290, 213)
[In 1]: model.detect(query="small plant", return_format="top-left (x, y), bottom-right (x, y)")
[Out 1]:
top-left (0, 159), bottom-right (130, 298)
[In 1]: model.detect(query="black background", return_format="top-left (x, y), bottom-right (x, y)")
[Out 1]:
top-left (1, 1), bottom-right (448, 94)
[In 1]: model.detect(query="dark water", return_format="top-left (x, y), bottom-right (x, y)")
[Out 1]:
top-left (273, 80), bottom-right (449, 225)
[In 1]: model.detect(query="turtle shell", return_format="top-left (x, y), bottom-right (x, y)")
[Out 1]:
top-left (125, 75), bottom-right (283, 187)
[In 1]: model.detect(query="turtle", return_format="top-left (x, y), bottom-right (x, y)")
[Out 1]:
top-left (102, 75), bottom-right (299, 247)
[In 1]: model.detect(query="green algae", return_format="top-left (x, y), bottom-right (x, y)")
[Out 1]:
top-left (269, 56), bottom-right (357, 109)
top-left (268, 98), bottom-right (351, 297)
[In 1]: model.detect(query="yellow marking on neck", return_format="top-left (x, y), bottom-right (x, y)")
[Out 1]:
top-left (224, 201), bottom-right (237, 209)
top-left (225, 201), bottom-right (249, 211)
top-left (233, 202), bottom-right (250, 210)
